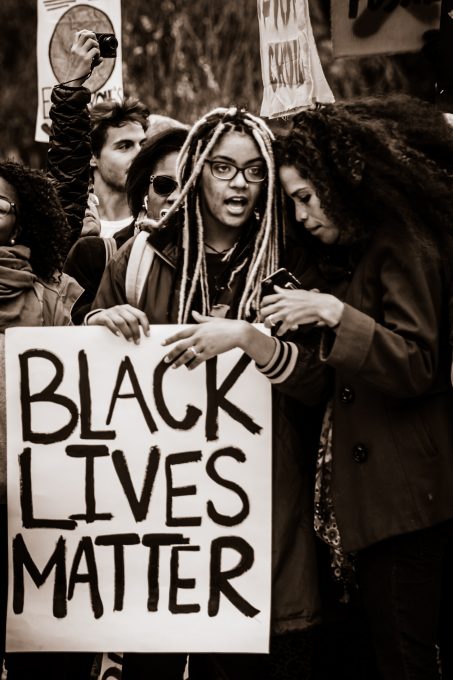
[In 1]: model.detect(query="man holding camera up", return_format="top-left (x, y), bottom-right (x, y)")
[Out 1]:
top-left (48, 30), bottom-right (149, 245)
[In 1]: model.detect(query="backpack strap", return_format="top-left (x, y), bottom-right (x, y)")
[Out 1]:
top-left (33, 280), bottom-right (45, 307)
top-left (33, 275), bottom-right (83, 326)
top-left (104, 237), bottom-right (118, 268)
top-left (125, 230), bottom-right (155, 307)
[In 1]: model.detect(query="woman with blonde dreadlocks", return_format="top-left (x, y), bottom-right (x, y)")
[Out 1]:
top-left (87, 106), bottom-right (321, 680)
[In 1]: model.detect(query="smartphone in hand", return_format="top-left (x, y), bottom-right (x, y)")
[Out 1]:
top-left (260, 268), bottom-right (301, 299)
top-left (260, 268), bottom-right (318, 335)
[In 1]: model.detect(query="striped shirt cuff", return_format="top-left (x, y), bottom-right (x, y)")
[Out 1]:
top-left (256, 340), bottom-right (298, 384)
top-left (83, 308), bottom-right (103, 325)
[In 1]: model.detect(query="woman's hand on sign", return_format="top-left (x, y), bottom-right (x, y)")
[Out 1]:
top-left (162, 312), bottom-right (276, 369)
top-left (86, 305), bottom-right (150, 344)
top-left (64, 29), bottom-right (102, 87)
top-left (260, 286), bottom-right (344, 336)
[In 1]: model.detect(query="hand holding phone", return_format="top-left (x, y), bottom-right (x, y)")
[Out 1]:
top-left (260, 268), bottom-right (301, 332)
top-left (260, 268), bottom-right (320, 335)
top-left (260, 268), bottom-right (301, 299)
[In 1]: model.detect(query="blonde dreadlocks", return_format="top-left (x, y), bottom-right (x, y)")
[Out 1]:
top-left (154, 107), bottom-right (281, 323)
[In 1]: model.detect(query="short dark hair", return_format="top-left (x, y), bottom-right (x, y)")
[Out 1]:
top-left (90, 97), bottom-right (150, 157)
top-left (126, 127), bottom-right (188, 218)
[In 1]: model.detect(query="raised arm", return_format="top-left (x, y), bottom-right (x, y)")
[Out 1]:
top-left (47, 30), bottom-right (101, 251)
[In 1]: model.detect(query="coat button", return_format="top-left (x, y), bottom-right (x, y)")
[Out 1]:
top-left (340, 386), bottom-right (355, 404)
top-left (352, 444), bottom-right (368, 463)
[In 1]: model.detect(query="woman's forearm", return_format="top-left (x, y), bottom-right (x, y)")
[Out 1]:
top-left (237, 323), bottom-right (277, 366)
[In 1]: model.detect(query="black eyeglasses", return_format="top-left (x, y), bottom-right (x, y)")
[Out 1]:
top-left (0, 197), bottom-right (16, 218)
top-left (149, 175), bottom-right (178, 196)
top-left (205, 160), bottom-right (267, 183)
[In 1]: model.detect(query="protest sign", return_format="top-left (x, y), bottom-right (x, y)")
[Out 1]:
top-left (331, 0), bottom-right (441, 58)
top-left (257, 0), bottom-right (334, 118)
top-left (5, 326), bottom-right (272, 653)
top-left (35, 0), bottom-right (123, 143)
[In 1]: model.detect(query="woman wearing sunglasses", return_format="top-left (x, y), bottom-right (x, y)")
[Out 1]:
top-left (63, 126), bottom-right (188, 324)
top-left (86, 107), bottom-right (321, 680)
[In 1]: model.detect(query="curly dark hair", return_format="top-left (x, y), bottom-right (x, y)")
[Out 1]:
top-left (126, 127), bottom-right (188, 218)
top-left (0, 161), bottom-right (71, 281)
top-left (338, 94), bottom-right (453, 176)
top-left (276, 95), bottom-right (453, 255)
top-left (90, 97), bottom-right (150, 157)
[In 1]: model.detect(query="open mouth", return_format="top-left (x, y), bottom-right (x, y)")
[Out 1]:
top-left (225, 196), bottom-right (248, 214)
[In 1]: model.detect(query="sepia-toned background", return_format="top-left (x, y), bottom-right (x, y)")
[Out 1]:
top-left (0, 0), bottom-right (437, 165)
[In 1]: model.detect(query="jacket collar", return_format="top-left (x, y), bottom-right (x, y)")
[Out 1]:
top-left (145, 214), bottom-right (260, 272)
top-left (146, 220), bottom-right (179, 269)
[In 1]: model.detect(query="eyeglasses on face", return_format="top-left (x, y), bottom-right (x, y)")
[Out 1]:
top-left (149, 175), bottom-right (178, 196)
top-left (0, 197), bottom-right (16, 218)
top-left (205, 160), bottom-right (267, 183)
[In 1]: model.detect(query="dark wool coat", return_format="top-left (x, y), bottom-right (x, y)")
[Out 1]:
top-left (282, 229), bottom-right (453, 553)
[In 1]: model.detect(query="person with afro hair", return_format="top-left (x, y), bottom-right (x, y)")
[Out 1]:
top-left (0, 161), bottom-right (88, 679)
top-left (258, 95), bottom-right (453, 680)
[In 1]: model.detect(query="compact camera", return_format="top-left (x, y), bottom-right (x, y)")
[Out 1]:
top-left (95, 33), bottom-right (118, 58)
top-left (260, 268), bottom-right (301, 299)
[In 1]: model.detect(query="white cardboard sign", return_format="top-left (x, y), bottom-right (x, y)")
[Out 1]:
top-left (331, 0), bottom-right (441, 58)
top-left (35, 0), bottom-right (123, 142)
top-left (257, 0), bottom-right (334, 118)
top-left (5, 326), bottom-right (272, 653)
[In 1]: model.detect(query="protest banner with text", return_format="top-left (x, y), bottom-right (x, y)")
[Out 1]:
top-left (35, 0), bottom-right (123, 142)
top-left (5, 326), bottom-right (272, 653)
top-left (257, 0), bottom-right (334, 118)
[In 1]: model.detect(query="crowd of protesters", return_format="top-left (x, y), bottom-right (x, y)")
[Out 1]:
top-left (1, 27), bottom-right (453, 680)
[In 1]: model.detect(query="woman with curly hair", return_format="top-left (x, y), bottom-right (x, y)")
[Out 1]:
top-left (0, 160), bottom-right (81, 331)
top-left (255, 95), bottom-right (453, 679)
top-left (0, 161), bottom-right (86, 679)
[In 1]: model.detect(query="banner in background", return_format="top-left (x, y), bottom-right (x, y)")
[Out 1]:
top-left (35, 0), bottom-right (123, 142)
top-left (331, 0), bottom-right (441, 58)
top-left (257, 0), bottom-right (334, 118)
top-left (5, 326), bottom-right (272, 653)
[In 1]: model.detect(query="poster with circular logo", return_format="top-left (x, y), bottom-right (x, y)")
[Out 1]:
top-left (49, 4), bottom-right (116, 92)
top-left (35, 0), bottom-right (123, 142)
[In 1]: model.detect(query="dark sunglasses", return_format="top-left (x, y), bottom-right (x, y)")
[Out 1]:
top-left (149, 175), bottom-right (178, 196)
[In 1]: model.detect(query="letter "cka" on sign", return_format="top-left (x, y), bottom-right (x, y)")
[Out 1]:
top-left (12, 349), bottom-right (263, 620)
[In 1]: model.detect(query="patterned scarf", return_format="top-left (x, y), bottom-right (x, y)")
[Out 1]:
top-left (314, 400), bottom-right (355, 601)
top-left (0, 245), bottom-right (41, 329)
